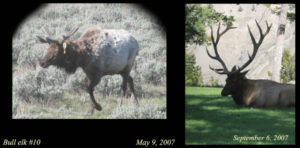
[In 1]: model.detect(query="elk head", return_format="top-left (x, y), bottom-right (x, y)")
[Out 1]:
top-left (206, 20), bottom-right (272, 98)
top-left (37, 26), bottom-right (79, 73)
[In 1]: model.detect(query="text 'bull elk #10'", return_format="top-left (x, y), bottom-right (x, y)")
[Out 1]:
top-left (206, 20), bottom-right (295, 107)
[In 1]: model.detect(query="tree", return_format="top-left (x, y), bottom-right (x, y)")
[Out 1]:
top-left (185, 54), bottom-right (203, 86)
top-left (280, 50), bottom-right (295, 83)
top-left (271, 4), bottom-right (289, 82)
top-left (185, 4), bottom-right (235, 86)
top-left (185, 4), bottom-right (235, 46)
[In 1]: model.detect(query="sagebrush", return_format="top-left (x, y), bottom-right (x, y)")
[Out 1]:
top-left (109, 105), bottom-right (166, 119)
top-left (12, 4), bottom-right (166, 118)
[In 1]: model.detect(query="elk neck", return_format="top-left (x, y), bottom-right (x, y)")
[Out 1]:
top-left (71, 39), bottom-right (95, 69)
top-left (231, 78), bottom-right (254, 106)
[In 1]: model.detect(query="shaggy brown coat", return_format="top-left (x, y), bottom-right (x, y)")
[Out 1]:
top-left (38, 27), bottom-right (139, 114)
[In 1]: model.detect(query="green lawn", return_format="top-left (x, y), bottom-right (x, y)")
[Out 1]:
top-left (185, 86), bottom-right (295, 145)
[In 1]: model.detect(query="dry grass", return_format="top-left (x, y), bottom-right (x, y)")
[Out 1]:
top-left (13, 84), bottom-right (166, 119)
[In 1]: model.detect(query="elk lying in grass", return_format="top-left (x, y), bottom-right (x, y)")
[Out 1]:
top-left (37, 26), bottom-right (139, 114)
top-left (206, 20), bottom-right (295, 107)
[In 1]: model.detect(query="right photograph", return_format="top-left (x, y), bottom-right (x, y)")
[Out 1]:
top-left (185, 4), bottom-right (295, 145)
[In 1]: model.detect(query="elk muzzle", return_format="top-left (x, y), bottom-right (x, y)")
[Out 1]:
top-left (221, 88), bottom-right (230, 96)
top-left (39, 58), bottom-right (49, 68)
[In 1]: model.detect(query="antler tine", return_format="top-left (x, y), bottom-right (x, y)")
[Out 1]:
top-left (215, 23), bottom-right (221, 44)
top-left (207, 48), bottom-right (227, 74)
top-left (206, 47), bottom-right (217, 60)
top-left (43, 26), bottom-right (52, 37)
top-left (264, 20), bottom-right (272, 36)
top-left (216, 23), bottom-right (237, 45)
top-left (63, 27), bottom-right (79, 40)
top-left (209, 65), bottom-right (227, 75)
top-left (247, 24), bottom-right (257, 49)
top-left (39, 26), bottom-right (56, 42)
top-left (207, 23), bottom-right (236, 74)
top-left (238, 20), bottom-right (272, 72)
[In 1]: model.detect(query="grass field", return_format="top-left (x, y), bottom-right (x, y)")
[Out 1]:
top-left (185, 86), bottom-right (295, 145)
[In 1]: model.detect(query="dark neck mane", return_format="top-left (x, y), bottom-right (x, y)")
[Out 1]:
top-left (58, 40), bottom-right (91, 74)
top-left (231, 78), bottom-right (251, 106)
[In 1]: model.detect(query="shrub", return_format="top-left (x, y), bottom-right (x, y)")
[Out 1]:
top-left (12, 91), bottom-right (19, 116)
top-left (17, 44), bottom-right (46, 67)
top-left (13, 70), bottom-right (38, 103)
top-left (280, 50), bottom-right (295, 83)
top-left (64, 69), bottom-right (87, 95)
top-left (137, 59), bottom-right (166, 85)
top-left (12, 38), bottom-right (23, 64)
top-left (64, 68), bottom-right (145, 98)
top-left (13, 67), bottom-right (66, 104)
top-left (109, 105), bottom-right (166, 119)
top-left (209, 76), bottom-right (219, 87)
top-left (95, 75), bottom-right (123, 97)
top-left (185, 54), bottom-right (203, 86)
top-left (267, 71), bottom-right (272, 79)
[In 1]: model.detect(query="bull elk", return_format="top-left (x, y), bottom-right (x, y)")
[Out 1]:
top-left (206, 20), bottom-right (295, 107)
top-left (37, 26), bottom-right (139, 114)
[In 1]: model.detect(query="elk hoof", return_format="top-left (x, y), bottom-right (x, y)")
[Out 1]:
top-left (133, 99), bottom-right (139, 107)
top-left (118, 101), bottom-right (123, 107)
top-left (94, 103), bottom-right (102, 111)
top-left (88, 104), bottom-right (102, 115)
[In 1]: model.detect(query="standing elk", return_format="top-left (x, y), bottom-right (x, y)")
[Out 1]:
top-left (37, 26), bottom-right (139, 114)
top-left (206, 20), bottom-right (295, 107)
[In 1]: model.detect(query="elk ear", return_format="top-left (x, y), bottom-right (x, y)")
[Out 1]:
top-left (231, 66), bottom-right (237, 72)
top-left (37, 36), bottom-right (48, 43)
top-left (46, 37), bottom-right (58, 44)
top-left (241, 70), bottom-right (249, 77)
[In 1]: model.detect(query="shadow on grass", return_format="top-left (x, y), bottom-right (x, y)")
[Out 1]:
top-left (185, 87), bottom-right (295, 145)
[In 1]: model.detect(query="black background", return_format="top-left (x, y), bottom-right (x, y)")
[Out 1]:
top-left (3, 1), bottom-right (185, 148)
top-left (3, 1), bottom-right (298, 148)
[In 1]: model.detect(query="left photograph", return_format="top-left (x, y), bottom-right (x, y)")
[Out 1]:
top-left (12, 4), bottom-right (166, 119)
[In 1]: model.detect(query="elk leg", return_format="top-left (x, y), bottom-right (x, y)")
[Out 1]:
top-left (87, 74), bottom-right (102, 114)
top-left (119, 73), bottom-right (129, 107)
top-left (128, 76), bottom-right (139, 106)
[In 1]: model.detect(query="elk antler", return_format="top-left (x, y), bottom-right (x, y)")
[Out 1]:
top-left (63, 27), bottom-right (79, 40)
top-left (43, 26), bottom-right (52, 36)
top-left (37, 26), bottom-right (56, 43)
top-left (206, 22), bottom-right (237, 74)
top-left (237, 20), bottom-right (272, 72)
